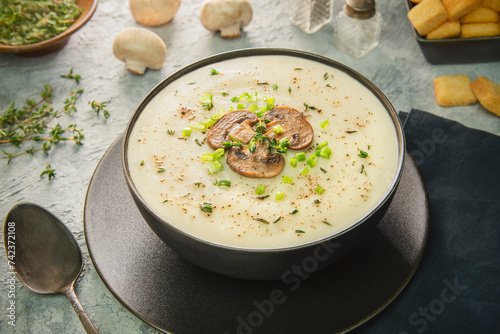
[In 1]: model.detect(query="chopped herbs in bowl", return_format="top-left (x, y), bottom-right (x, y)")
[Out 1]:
top-left (0, 0), bottom-right (97, 55)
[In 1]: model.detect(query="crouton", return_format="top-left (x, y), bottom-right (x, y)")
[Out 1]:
top-left (442, 0), bottom-right (482, 21)
top-left (460, 6), bottom-right (500, 23)
top-left (471, 76), bottom-right (500, 116)
top-left (408, 0), bottom-right (449, 36)
top-left (426, 20), bottom-right (461, 39)
top-left (461, 22), bottom-right (500, 37)
top-left (433, 75), bottom-right (478, 107)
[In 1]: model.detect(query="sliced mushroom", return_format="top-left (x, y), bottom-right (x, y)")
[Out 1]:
top-left (226, 142), bottom-right (285, 178)
top-left (207, 110), bottom-right (258, 149)
top-left (264, 106), bottom-right (314, 149)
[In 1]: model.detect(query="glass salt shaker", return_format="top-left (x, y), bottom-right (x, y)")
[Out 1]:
top-left (289, 0), bottom-right (334, 34)
top-left (333, 0), bottom-right (382, 59)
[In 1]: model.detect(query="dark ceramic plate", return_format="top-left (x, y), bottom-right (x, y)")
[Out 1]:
top-left (84, 134), bottom-right (428, 334)
top-left (405, 0), bottom-right (500, 64)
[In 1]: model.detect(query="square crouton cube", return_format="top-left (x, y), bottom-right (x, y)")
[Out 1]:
top-left (434, 75), bottom-right (477, 107)
top-left (442, 0), bottom-right (482, 21)
top-left (460, 6), bottom-right (500, 23)
top-left (471, 76), bottom-right (500, 116)
top-left (481, 0), bottom-right (500, 12)
top-left (426, 21), bottom-right (461, 39)
top-left (408, 0), bottom-right (449, 36)
top-left (461, 22), bottom-right (500, 37)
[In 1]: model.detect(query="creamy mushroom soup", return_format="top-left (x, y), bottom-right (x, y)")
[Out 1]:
top-left (127, 55), bottom-right (400, 249)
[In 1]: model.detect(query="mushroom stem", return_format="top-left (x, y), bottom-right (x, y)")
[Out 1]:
top-left (125, 59), bottom-right (148, 75)
top-left (220, 22), bottom-right (244, 38)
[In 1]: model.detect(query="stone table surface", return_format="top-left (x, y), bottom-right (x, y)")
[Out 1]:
top-left (0, 0), bottom-right (499, 333)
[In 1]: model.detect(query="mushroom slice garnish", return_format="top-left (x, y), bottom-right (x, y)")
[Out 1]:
top-left (207, 110), bottom-right (258, 149)
top-left (264, 106), bottom-right (314, 149)
top-left (226, 142), bottom-right (285, 178)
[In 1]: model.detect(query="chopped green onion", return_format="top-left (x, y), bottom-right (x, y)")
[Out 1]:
top-left (273, 84), bottom-right (278, 91)
top-left (210, 68), bottom-right (220, 75)
top-left (237, 103), bottom-right (245, 110)
top-left (296, 152), bottom-right (306, 162)
top-left (140, 160), bottom-right (145, 166)
top-left (208, 161), bottom-right (223, 174)
top-left (319, 147), bottom-right (332, 159)
top-left (301, 167), bottom-right (309, 176)
top-left (289, 157), bottom-right (297, 168)
top-left (320, 120), bottom-right (330, 129)
top-left (200, 93), bottom-right (214, 110)
top-left (213, 148), bottom-right (225, 161)
top-left (217, 180), bottom-right (231, 187)
top-left (244, 91), bottom-right (258, 102)
top-left (201, 153), bottom-right (213, 162)
top-left (255, 184), bottom-right (266, 195)
top-left (306, 154), bottom-right (317, 168)
top-left (317, 141), bottom-right (328, 149)
top-left (275, 192), bottom-right (285, 201)
top-left (266, 97), bottom-right (275, 110)
top-left (248, 104), bottom-right (259, 112)
top-left (273, 125), bottom-right (283, 134)
top-left (231, 96), bottom-right (240, 102)
top-left (282, 175), bottom-right (293, 184)
top-left (189, 122), bottom-right (207, 131)
top-left (315, 185), bottom-right (325, 194)
top-left (182, 128), bottom-right (191, 136)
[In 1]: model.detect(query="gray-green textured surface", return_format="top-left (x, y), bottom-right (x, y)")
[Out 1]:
top-left (0, 0), bottom-right (498, 333)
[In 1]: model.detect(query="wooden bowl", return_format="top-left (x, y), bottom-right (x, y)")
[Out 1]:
top-left (0, 0), bottom-right (98, 56)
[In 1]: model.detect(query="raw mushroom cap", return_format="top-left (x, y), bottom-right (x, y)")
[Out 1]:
top-left (200, 0), bottom-right (253, 38)
top-left (226, 142), bottom-right (285, 178)
top-left (206, 110), bottom-right (258, 149)
top-left (129, 0), bottom-right (181, 26)
top-left (112, 27), bottom-right (167, 75)
top-left (264, 106), bottom-right (314, 149)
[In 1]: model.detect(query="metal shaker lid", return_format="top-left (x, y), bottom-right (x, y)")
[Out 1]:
top-left (344, 0), bottom-right (376, 19)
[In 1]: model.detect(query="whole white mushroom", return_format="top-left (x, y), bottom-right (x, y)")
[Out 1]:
top-left (113, 28), bottom-right (167, 75)
top-left (129, 0), bottom-right (182, 26)
top-left (200, 0), bottom-right (253, 38)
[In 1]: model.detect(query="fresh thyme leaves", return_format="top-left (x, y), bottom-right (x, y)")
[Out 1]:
top-left (322, 221), bottom-right (332, 226)
top-left (89, 100), bottom-right (110, 118)
top-left (291, 209), bottom-right (299, 215)
top-left (358, 150), bottom-right (370, 158)
top-left (0, 0), bottom-right (83, 46)
top-left (61, 68), bottom-right (81, 84)
top-left (254, 217), bottom-right (269, 224)
top-left (167, 129), bottom-right (175, 135)
top-left (346, 130), bottom-right (357, 134)
top-left (0, 84), bottom-right (84, 164)
top-left (360, 164), bottom-right (367, 175)
top-left (256, 194), bottom-right (270, 200)
top-left (295, 229), bottom-right (305, 234)
top-left (40, 164), bottom-right (56, 180)
top-left (1, 70), bottom-right (110, 179)
top-left (200, 202), bottom-right (213, 213)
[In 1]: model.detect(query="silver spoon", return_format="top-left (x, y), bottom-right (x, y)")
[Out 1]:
top-left (4, 202), bottom-right (98, 334)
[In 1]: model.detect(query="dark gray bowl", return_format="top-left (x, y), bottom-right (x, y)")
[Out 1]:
top-left (122, 48), bottom-right (405, 280)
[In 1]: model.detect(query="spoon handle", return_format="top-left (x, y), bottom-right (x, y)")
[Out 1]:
top-left (64, 284), bottom-right (99, 334)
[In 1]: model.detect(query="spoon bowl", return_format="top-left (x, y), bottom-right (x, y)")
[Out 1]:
top-left (4, 202), bottom-right (98, 333)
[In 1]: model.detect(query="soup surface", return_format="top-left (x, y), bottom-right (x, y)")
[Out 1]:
top-left (127, 55), bottom-right (400, 249)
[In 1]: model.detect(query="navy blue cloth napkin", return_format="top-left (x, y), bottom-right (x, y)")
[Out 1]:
top-left (356, 109), bottom-right (500, 333)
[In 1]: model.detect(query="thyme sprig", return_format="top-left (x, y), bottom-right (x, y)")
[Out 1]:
top-left (0, 84), bottom-right (85, 163)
